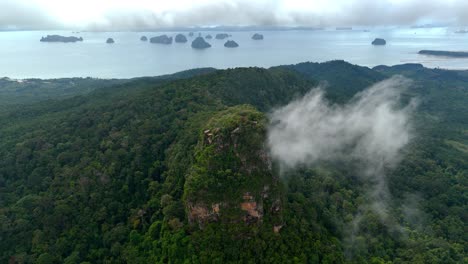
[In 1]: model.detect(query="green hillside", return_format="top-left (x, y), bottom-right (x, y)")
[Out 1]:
top-left (0, 61), bottom-right (466, 263)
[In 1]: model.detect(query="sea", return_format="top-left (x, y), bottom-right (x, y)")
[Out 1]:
top-left (1, 27), bottom-right (468, 79)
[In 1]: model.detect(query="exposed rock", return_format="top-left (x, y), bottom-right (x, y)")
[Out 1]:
top-left (106, 38), bottom-right (115, 44)
top-left (184, 106), bottom-right (283, 228)
top-left (191, 36), bottom-right (212, 49)
top-left (273, 225), bottom-right (283, 233)
top-left (175, 34), bottom-right (188, 43)
top-left (40, 35), bottom-right (83, 43)
top-left (140, 36), bottom-right (148, 41)
top-left (187, 203), bottom-right (220, 225)
top-left (252, 33), bottom-right (264, 40)
top-left (372, 38), bottom-right (386, 45)
top-left (205, 34), bottom-right (213, 39)
top-left (150, 35), bottom-right (173, 45)
top-left (224, 40), bottom-right (239, 48)
top-left (215, 33), bottom-right (230, 40)
top-left (188, 32), bottom-right (195, 37)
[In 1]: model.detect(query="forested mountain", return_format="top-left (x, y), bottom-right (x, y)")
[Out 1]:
top-left (0, 61), bottom-right (466, 263)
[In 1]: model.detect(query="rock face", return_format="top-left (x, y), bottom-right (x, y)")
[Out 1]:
top-left (191, 37), bottom-right (212, 49)
top-left (215, 33), bottom-right (230, 40)
top-left (205, 34), bottom-right (213, 39)
top-left (175, 34), bottom-right (188, 43)
top-left (140, 36), bottom-right (148, 41)
top-left (184, 106), bottom-right (283, 229)
top-left (40, 35), bottom-right (83, 43)
top-left (106, 38), bottom-right (115, 44)
top-left (252, 33), bottom-right (264, 40)
top-left (372, 38), bottom-right (386, 45)
top-left (150, 35), bottom-right (173, 45)
top-left (224, 40), bottom-right (239, 48)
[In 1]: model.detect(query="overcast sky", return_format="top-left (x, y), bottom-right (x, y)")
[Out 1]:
top-left (1, 0), bottom-right (467, 30)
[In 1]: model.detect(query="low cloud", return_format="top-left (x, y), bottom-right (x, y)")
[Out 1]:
top-left (268, 76), bottom-right (417, 238)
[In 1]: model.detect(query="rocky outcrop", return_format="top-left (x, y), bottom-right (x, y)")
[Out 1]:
top-left (252, 33), bottom-right (264, 40)
top-left (40, 35), bottom-right (83, 43)
top-left (140, 36), bottom-right (148, 41)
top-left (150, 35), bottom-right (173, 45)
top-left (215, 33), bottom-right (230, 40)
top-left (106, 38), bottom-right (115, 44)
top-left (191, 37), bottom-right (212, 49)
top-left (205, 34), bottom-right (213, 39)
top-left (224, 40), bottom-right (239, 48)
top-left (184, 106), bottom-right (283, 229)
top-left (175, 34), bottom-right (188, 43)
top-left (372, 38), bottom-right (386, 45)
top-left (188, 32), bottom-right (195, 37)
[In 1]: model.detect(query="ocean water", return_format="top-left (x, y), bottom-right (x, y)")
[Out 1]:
top-left (1, 28), bottom-right (468, 79)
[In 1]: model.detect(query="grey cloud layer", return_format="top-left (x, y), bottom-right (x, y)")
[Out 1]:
top-left (0, 0), bottom-right (57, 30)
top-left (1, 0), bottom-right (468, 30)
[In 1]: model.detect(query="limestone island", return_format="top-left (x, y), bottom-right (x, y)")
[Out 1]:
top-left (140, 36), bottom-right (148, 41)
top-left (188, 32), bottom-right (195, 37)
top-left (224, 40), bottom-right (239, 48)
top-left (40, 35), bottom-right (83, 43)
top-left (205, 34), bottom-right (213, 40)
top-left (150, 35), bottom-right (173, 45)
top-left (372, 38), bottom-right (386, 45)
top-left (252, 33), bottom-right (264, 40)
top-left (418, 50), bottom-right (468, 58)
top-left (215, 33), bottom-right (230, 40)
top-left (175, 34), bottom-right (188, 43)
top-left (106, 38), bottom-right (115, 44)
top-left (191, 37), bottom-right (212, 49)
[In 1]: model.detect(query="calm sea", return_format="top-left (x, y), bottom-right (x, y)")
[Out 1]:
top-left (1, 28), bottom-right (468, 79)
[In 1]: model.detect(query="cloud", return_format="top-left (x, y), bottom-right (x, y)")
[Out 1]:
top-left (1, 0), bottom-right (468, 30)
top-left (268, 76), bottom-right (415, 170)
top-left (0, 0), bottom-right (58, 30)
top-left (267, 76), bottom-right (417, 234)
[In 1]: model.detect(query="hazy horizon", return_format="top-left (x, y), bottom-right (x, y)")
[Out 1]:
top-left (2, 0), bottom-right (468, 31)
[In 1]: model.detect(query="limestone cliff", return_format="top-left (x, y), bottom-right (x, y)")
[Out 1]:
top-left (184, 106), bottom-right (283, 229)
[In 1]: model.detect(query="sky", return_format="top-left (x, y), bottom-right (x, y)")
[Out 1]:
top-left (1, 0), bottom-right (467, 30)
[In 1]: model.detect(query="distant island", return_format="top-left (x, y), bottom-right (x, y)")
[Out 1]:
top-left (191, 36), bottom-right (211, 49)
top-left (224, 40), bottom-right (239, 48)
top-left (418, 50), bottom-right (468, 58)
top-left (150, 35), bottom-right (173, 45)
top-left (106, 38), bottom-right (115, 44)
top-left (188, 32), bottom-right (195, 37)
top-left (455, 30), bottom-right (468, 34)
top-left (140, 36), bottom-right (148, 41)
top-left (175, 34), bottom-right (188, 43)
top-left (372, 38), bottom-right (386, 45)
top-left (252, 33), bottom-right (264, 40)
top-left (40, 35), bottom-right (83, 43)
top-left (205, 34), bottom-right (213, 39)
top-left (336, 27), bottom-right (352, 30)
top-left (215, 33), bottom-right (230, 40)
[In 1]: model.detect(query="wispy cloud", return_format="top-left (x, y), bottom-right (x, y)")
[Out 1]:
top-left (267, 76), bottom-right (417, 242)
